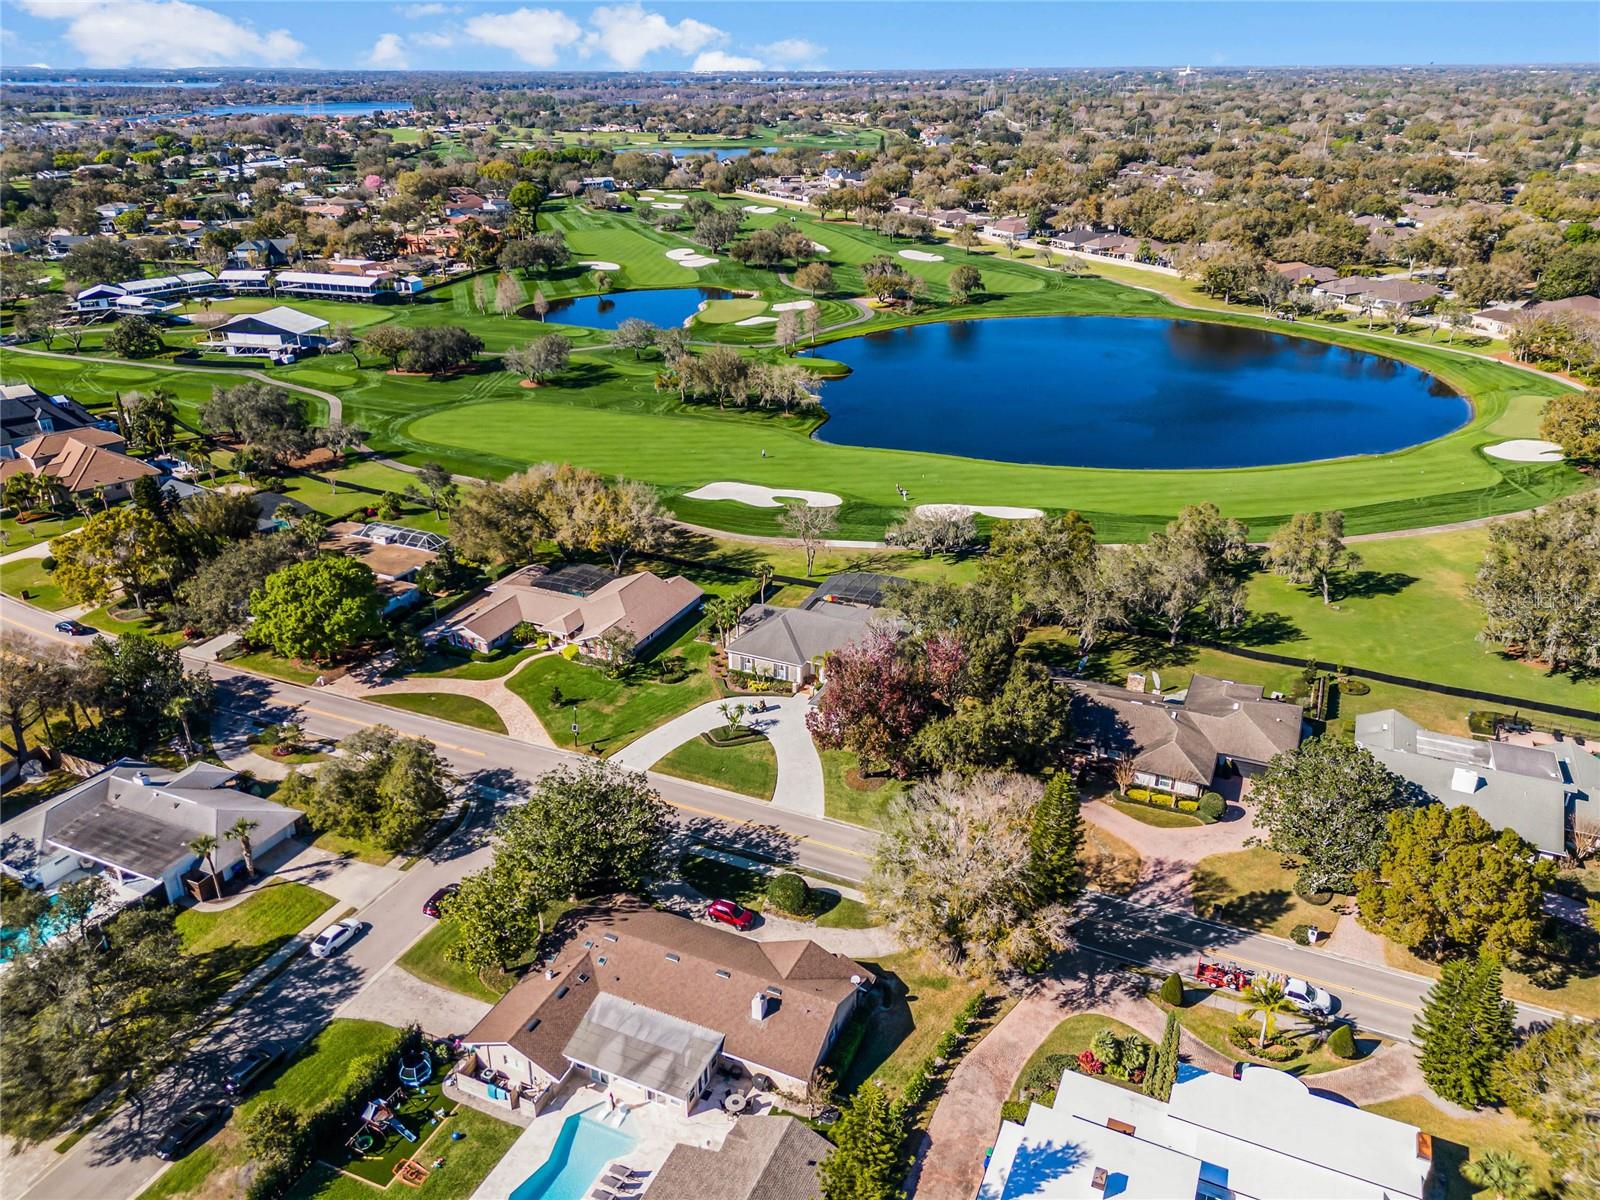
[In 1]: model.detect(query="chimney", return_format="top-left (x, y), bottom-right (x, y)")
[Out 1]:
top-left (1091, 1168), bottom-right (1109, 1192)
top-left (751, 992), bottom-right (770, 1021)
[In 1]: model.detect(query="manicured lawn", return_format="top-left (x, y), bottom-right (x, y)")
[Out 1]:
top-left (0, 510), bottom-right (83, 551)
top-left (1156, 994), bottom-right (1376, 1077)
top-left (695, 298), bottom-right (769, 324)
top-left (1190, 849), bottom-right (1342, 940)
top-left (311, 828), bottom-right (397, 866)
top-left (80, 604), bottom-right (185, 644)
top-left (1082, 823), bottom-right (1144, 896)
top-left (820, 748), bottom-right (906, 829)
top-left (409, 646), bottom-right (539, 681)
top-left (655, 732), bottom-right (777, 800)
top-left (1007, 1014), bottom-right (1149, 1106)
top-left (834, 951), bottom-right (996, 1097)
top-left (397, 919), bottom-right (504, 1004)
top-left (285, 1106), bottom-right (521, 1200)
top-left (226, 649), bottom-right (323, 686)
top-left (0, 555), bottom-right (68, 609)
top-left (505, 630), bottom-right (716, 753)
top-left (174, 881), bottom-right (336, 994)
top-left (1108, 798), bottom-right (1205, 828)
top-left (371, 692), bottom-right (508, 734)
top-left (1363, 1095), bottom-right (1552, 1200)
top-left (135, 1146), bottom-right (222, 1200)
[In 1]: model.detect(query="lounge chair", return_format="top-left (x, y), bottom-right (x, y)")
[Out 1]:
top-left (589, 1189), bottom-right (616, 1200)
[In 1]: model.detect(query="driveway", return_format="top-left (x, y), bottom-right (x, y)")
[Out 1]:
top-left (610, 696), bottom-right (825, 817)
top-left (1081, 785), bottom-right (1258, 911)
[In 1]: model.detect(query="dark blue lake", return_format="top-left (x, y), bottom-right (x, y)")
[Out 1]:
top-left (525, 287), bottom-right (730, 330)
top-left (812, 316), bottom-right (1469, 469)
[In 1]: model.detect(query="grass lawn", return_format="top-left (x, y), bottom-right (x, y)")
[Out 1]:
top-left (79, 604), bottom-right (184, 644)
top-left (655, 732), bottom-right (777, 800)
top-left (1156, 994), bottom-right (1376, 1077)
top-left (399, 900), bottom-right (577, 1003)
top-left (834, 950), bottom-right (997, 1098)
top-left (226, 649), bottom-right (323, 686)
top-left (0, 511), bottom-right (83, 551)
top-left (1384, 939), bottom-right (1600, 1020)
top-left (1107, 798), bottom-right (1205, 828)
top-left (285, 1106), bottom-right (521, 1200)
top-left (1082, 823), bottom-right (1144, 897)
top-left (505, 628), bottom-right (716, 753)
top-left (1190, 849), bottom-right (1342, 940)
top-left (311, 828), bottom-right (398, 866)
top-left (1363, 1095), bottom-right (1552, 1200)
top-left (370, 692), bottom-right (508, 734)
top-left (1007, 1014), bottom-right (1149, 1105)
top-left (174, 881), bottom-right (336, 995)
top-left (695, 297), bottom-right (769, 324)
top-left (819, 748), bottom-right (907, 829)
top-left (0, 555), bottom-right (68, 609)
top-left (408, 647), bottom-right (538, 681)
top-left (676, 852), bottom-right (874, 928)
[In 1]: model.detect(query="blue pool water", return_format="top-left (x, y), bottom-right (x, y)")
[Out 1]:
top-left (811, 316), bottom-right (1469, 470)
top-left (528, 287), bottom-right (730, 330)
top-left (0, 894), bottom-right (65, 963)
top-left (509, 1111), bottom-right (637, 1200)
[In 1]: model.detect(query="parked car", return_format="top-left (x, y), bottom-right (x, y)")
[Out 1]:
top-left (221, 1042), bottom-right (283, 1096)
top-left (310, 918), bottom-right (363, 959)
top-left (1284, 978), bottom-right (1336, 1016)
top-left (155, 1102), bottom-right (228, 1159)
top-left (705, 898), bottom-right (756, 931)
top-left (422, 885), bottom-right (459, 919)
top-left (53, 620), bottom-right (91, 636)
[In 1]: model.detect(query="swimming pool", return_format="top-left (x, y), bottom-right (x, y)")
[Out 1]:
top-left (0, 894), bottom-right (65, 963)
top-left (509, 1111), bottom-right (637, 1200)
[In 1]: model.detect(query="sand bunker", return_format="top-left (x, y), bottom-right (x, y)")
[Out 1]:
top-left (675, 255), bottom-right (718, 268)
top-left (665, 248), bottom-right (700, 260)
top-left (662, 192), bottom-right (690, 199)
top-left (579, 260), bottom-right (622, 271)
top-left (735, 315), bottom-right (779, 326)
top-left (811, 242), bottom-right (830, 253)
top-left (916, 503), bottom-right (1044, 520)
top-left (770, 300), bottom-right (815, 312)
top-left (742, 204), bottom-right (778, 214)
top-left (899, 249), bottom-right (945, 262)
top-left (652, 202), bottom-right (684, 210)
top-left (686, 482), bottom-right (843, 508)
top-left (1484, 439), bottom-right (1565, 463)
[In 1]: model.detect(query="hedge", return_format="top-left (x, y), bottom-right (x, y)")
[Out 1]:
top-left (1328, 1024), bottom-right (1358, 1060)
top-left (767, 873), bottom-right (810, 917)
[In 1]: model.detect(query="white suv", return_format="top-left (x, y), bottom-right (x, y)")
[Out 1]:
top-left (1284, 977), bottom-right (1336, 1015)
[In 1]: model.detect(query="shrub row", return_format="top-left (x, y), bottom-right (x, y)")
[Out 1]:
top-left (1120, 789), bottom-right (1225, 823)
top-left (897, 992), bottom-right (985, 1119)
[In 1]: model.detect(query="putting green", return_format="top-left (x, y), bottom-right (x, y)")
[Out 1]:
top-left (696, 298), bottom-right (769, 324)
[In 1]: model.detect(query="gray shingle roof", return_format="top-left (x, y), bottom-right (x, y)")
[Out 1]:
top-left (725, 603), bottom-right (873, 670)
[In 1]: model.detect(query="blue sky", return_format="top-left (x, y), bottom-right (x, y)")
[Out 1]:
top-left (3, 2), bottom-right (1593, 73)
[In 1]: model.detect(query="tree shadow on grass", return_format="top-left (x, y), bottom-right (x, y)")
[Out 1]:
top-left (1190, 866), bottom-right (1293, 933)
top-left (1223, 610), bottom-right (1305, 649)
top-left (1338, 570), bottom-right (1418, 601)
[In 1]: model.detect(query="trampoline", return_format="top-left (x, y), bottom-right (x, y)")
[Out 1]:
top-left (399, 1053), bottom-right (433, 1088)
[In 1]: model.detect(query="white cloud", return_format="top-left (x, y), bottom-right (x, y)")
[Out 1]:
top-left (583, 3), bottom-right (723, 69)
top-left (399, 2), bottom-right (458, 16)
top-left (691, 50), bottom-right (762, 72)
top-left (412, 30), bottom-right (454, 48)
top-left (366, 32), bottom-right (410, 69)
top-left (464, 6), bottom-right (582, 67)
top-left (19, 0), bottom-right (303, 67)
top-left (757, 38), bottom-right (825, 68)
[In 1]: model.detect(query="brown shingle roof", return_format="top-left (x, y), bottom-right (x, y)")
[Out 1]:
top-left (464, 900), bottom-right (872, 1085)
top-left (646, 1116), bottom-right (831, 1200)
top-left (442, 569), bottom-right (701, 648)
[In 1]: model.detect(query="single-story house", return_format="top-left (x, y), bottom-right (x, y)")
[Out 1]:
top-left (725, 571), bottom-right (902, 686)
top-left (1475, 293), bottom-right (1599, 336)
top-left (229, 237), bottom-right (297, 267)
top-left (983, 215), bottom-right (1031, 240)
top-left (1068, 674), bottom-right (1306, 796)
top-left (319, 521), bottom-right (444, 616)
top-left (0, 761), bottom-right (302, 904)
top-left (981, 1064), bottom-right (1434, 1200)
top-left (646, 1116), bottom-right (830, 1200)
top-left (1, 384), bottom-right (114, 459)
top-left (272, 271), bottom-right (389, 302)
top-left (463, 900), bottom-right (874, 1111)
top-left (1354, 710), bottom-right (1599, 858)
top-left (0, 428), bottom-right (159, 502)
top-left (1272, 261), bottom-right (1340, 285)
top-left (251, 491), bottom-right (314, 532)
top-left (200, 306), bottom-right (330, 360)
top-left (1313, 276), bottom-right (1440, 310)
top-left (435, 564), bottom-right (703, 657)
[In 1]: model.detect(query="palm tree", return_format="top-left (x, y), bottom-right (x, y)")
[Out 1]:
top-left (187, 834), bottom-right (222, 901)
top-left (226, 818), bottom-right (260, 879)
top-left (1460, 1151), bottom-right (1537, 1200)
top-left (1243, 979), bottom-right (1298, 1050)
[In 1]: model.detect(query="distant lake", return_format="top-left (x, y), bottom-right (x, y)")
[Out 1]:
top-left (195, 100), bottom-right (414, 117)
top-left (522, 286), bottom-right (730, 330)
top-left (812, 316), bottom-right (1469, 470)
top-left (669, 147), bottom-right (779, 161)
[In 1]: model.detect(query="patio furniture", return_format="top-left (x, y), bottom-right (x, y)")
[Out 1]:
top-left (723, 1091), bottom-right (748, 1114)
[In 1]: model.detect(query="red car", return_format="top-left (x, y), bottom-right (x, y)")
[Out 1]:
top-left (422, 885), bottom-right (459, 919)
top-left (705, 898), bottom-right (756, 930)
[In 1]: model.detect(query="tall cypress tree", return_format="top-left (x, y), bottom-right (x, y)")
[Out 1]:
top-left (818, 1082), bottom-right (906, 1200)
top-left (1415, 954), bottom-right (1515, 1108)
top-left (1028, 771), bottom-right (1085, 908)
top-left (1146, 1011), bottom-right (1182, 1102)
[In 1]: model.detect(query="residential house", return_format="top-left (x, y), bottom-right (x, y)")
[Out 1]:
top-left (1354, 710), bottom-right (1599, 858)
top-left (320, 521), bottom-right (444, 616)
top-left (229, 237), bottom-right (297, 268)
top-left (723, 572), bottom-right (899, 687)
top-left (463, 900), bottom-right (874, 1110)
top-left (983, 215), bottom-right (1031, 240)
top-left (980, 1064), bottom-right (1434, 1200)
top-left (435, 563), bottom-right (702, 657)
top-left (646, 1117), bottom-right (830, 1200)
top-left (0, 428), bottom-right (159, 503)
top-left (94, 202), bottom-right (140, 232)
top-left (0, 761), bottom-right (302, 904)
top-left (1, 384), bottom-right (114, 459)
top-left (1313, 276), bottom-right (1440, 312)
top-left (200, 305), bottom-right (330, 360)
top-left (251, 491), bottom-right (313, 532)
top-left (1067, 674), bottom-right (1306, 797)
top-left (1272, 261), bottom-right (1340, 286)
top-left (1474, 292), bottom-right (1599, 336)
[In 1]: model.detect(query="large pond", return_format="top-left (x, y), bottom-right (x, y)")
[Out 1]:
top-left (812, 316), bottom-right (1468, 469)
top-left (521, 287), bottom-right (729, 330)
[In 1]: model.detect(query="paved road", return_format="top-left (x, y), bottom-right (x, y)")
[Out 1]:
top-left (1074, 892), bottom-right (1564, 1043)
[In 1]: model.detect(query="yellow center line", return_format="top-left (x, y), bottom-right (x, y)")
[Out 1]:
top-left (663, 798), bottom-right (869, 859)
top-left (301, 706), bottom-right (486, 755)
top-left (1205, 949), bottom-right (1421, 1014)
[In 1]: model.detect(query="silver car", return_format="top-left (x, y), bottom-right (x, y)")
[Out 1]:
top-left (309, 918), bottom-right (363, 959)
top-left (1284, 977), bottom-right (1336, 1015)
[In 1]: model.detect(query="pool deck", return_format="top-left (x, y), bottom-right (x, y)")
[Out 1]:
top-left (469, 1080), bottom-right (737, 1200)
